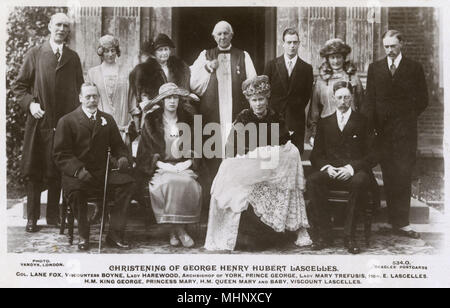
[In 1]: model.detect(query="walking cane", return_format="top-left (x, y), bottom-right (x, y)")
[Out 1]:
top-left (98, 146), bottom-right (112, 253)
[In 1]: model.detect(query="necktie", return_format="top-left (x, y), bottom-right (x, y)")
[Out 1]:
top-left (288, 60), bottom-right (293, 77)
top-left (55, 49), bottom-right (61, 62)
top-left (339, 113), bottom-right (345, 131)
top-left (89, 114), bottom-right (96, 130)
top-left (390, 63), bottom-right (396, 76)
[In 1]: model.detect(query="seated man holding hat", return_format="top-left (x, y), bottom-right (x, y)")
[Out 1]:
top-left (307, 81), bottom-right (378, 254)
top-left (53, 82), bottom-right (135, 251)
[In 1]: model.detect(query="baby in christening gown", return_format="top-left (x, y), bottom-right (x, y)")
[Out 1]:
top-left (204, 140), bottom-right (312, 251)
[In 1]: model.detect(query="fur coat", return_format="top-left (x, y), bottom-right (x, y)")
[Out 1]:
top-left (135, 102), bottom-right (200, 180)
top-left (129, 56), bottom-right (190, 103)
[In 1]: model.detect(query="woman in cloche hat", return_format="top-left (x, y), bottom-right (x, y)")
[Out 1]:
top-left (136, 83), bottom-right (202, 248)
top-left (306, 38), bottom-right (364, 147)
top-left (86, 35), bottom-right (141, 146)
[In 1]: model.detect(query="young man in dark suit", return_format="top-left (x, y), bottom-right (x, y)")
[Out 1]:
top-left (13, 13), bottom-right (84, 232)
top-left (308, 81), bottom-right (378, 254)
top-left (264, 28), bottom-right (313, 153)
top-left (363, 30), bottom-right (428, 239)
top-left (53, 83), bottom-right (135, 251)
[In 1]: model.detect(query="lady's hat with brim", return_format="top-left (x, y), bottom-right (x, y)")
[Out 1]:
top-left (141, 83), bottom-right (197, 113)
top-left (242, 75), bottom-right (271, 99)
top-left (152, 33), bottom-right (175, 52)
top-left (319, 38), bottom-right (351, 58)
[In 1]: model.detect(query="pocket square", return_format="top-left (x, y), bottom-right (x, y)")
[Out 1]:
top-left (353, 135), bottom-right (358, 138)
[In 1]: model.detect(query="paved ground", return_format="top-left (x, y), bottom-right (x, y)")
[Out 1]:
top-left (7, 201), bottom-right (445, 255)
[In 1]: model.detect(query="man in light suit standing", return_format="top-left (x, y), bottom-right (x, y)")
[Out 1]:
top-left (264, 28), bottom-right (313, 153)
top-left (363, 30), bottom-right (428, 239)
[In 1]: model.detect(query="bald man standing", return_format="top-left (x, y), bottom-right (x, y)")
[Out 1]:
top-left (13, 13), bottom-right (84, 232)
top-left (190, 21), bottom-right (257, 201)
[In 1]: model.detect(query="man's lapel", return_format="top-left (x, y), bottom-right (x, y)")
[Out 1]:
top-left (342, 111), bottom-right (356, 136)
top-left (76, 106), bottom-right (92, 131)
top-left (56, 45), bottom-right (72, 71)
top-left (288, 58), bottom-right (300, 94)
top-left (381, 57), bottom-right (393, 79)
top-left (91, 112), bottom-right (103, 142)
top-left (392, 56), bottom-right (408, 79)
top-left (275, 56), bottom-right (289, 93)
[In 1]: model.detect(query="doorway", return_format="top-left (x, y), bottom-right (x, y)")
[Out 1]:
top-left (173, 7), bottom-right (275, 74)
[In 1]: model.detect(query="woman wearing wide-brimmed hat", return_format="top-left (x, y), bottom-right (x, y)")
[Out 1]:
top-left (306, 38), bottom-right (364, 146)
top-left (129, 34), bottom-right (191, 115)
top-left (86, 35), bottom-right (141, 144)
top-left (136, 83), bottom-right (201, 248)
top-left (204, 75), bottom-right (311, 252)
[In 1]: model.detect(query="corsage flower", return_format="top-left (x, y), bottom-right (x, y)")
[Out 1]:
top-left (101, 116), bottom-right (107, 126)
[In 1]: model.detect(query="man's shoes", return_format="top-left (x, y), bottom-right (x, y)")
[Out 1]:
top-left (78, 239), bottom-right (90, 251)
top-left (25, 220), bottom-right (38, 233)
top-left (344, 238), bottom-right (361, 254)
top-left (394, 229), bottom-right (421, 239)
top-left (106, 236), bottom-right (130, 250)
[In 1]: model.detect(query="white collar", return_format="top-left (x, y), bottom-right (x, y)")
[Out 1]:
top-left (284, 54), bottom-right (298, 66)
top-left (336, 107), bottom-right (352, 121)
top-left (218, 44), bottom-right (232, 51)
top-left (49, 40), bottom-right (64, 54)
top-left (388, 53), bottom-right (402, 68)
top-left (81, 106), bottom-right (97, 120)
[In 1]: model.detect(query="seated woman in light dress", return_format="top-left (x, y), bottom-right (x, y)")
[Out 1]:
top-left (204, 75), bottom-right (311, 251)
top-left (86, 35), bottom-right (141, 146)
top-left (136, 83), bottom-right (202, 248)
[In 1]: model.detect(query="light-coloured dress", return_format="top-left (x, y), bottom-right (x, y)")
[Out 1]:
top-left (87, 63), bottom-right (139, 140)
top-left (149, 117), bottom-right (202, 224)
top-left (204, 141), bottom-right (311, 251)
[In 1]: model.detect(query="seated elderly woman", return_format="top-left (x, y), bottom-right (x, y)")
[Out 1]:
top-left (204, 75), bottom-right (311, 251)
top-left (136, 83), bottom-right (201, 248)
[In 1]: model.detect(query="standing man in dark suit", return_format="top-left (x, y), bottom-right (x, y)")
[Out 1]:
top-left (13, 13), bottom-right (84, 232)
top-left (264, 28), bottom-right (313, 153)
top-left (308, 81), bottom-right (378, 254)
top-left (364, 30), bottom-right (428, 239)
top-left (54, 83), bottom-right (135, 251)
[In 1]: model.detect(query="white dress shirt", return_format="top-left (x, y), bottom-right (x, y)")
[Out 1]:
top-left (284, 54), bottom-right (298, 77)
top-left (320, 109), bottom-right (354, 177)
top-left (49, 40), bottom-right (63, 61)
top-left (81, 106), bottom-right (97, 120)
top-left (387, 53), bottom-right (402, 70)
top-left (336, 107), bottom-right (352, 132)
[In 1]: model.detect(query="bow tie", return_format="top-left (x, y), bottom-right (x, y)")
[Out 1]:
top-left (218, 50), bottom-right (231, 54)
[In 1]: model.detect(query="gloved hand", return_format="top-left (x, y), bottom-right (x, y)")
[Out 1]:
top-left (117, 157), bottom-right (129, 172)
top-left (77, 167), bottom-right (93, 182)
top-left (29, 102), bottom-right (45, 119)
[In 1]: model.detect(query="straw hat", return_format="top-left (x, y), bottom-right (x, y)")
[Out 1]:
top-left (141, 83), bottom-right (199, 113)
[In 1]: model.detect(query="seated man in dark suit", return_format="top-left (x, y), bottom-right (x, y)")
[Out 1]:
top-left (307, 81), bottom-right (378, 254)
top-left (53, 82), bottom-right (135, 251)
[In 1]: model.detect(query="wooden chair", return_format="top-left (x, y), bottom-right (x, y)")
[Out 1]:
top-left (59, 193), bottom-right (110, 245)
top-left (327, 189), bottom-right (378, 247)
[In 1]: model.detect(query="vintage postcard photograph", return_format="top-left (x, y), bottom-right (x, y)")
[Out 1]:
top-left (0, 0), bottom-right (449, 289)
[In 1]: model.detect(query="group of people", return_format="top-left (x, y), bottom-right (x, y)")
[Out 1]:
top-left (13, 13), bottom-right (428, 254)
